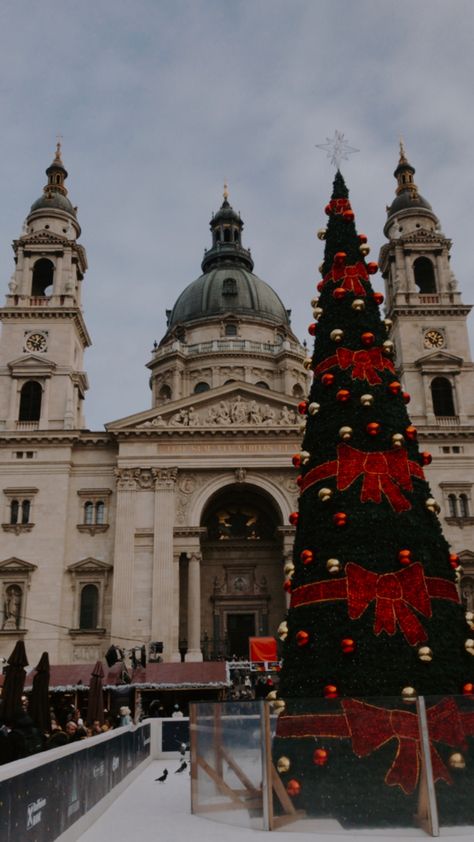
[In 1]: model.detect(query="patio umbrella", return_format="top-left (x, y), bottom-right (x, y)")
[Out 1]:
top-left (1, 640), bottom-right (28, 723)
top-left (86, 660), bottom-right (105, 726)
top-left (29, 652), bottom-right (51, 734)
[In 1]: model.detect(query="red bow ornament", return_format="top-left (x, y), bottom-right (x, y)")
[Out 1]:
top-left (321, 260), bottom-right (368, 296)
top-left (314, 347), bottom-right (395, 385)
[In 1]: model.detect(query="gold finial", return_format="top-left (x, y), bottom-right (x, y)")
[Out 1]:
top-left (223, 182), bottom-right (229, 201)
top-left (399, 137), bottom-right (407, 163)
top-left (54, 134), bottom-right (63, 164)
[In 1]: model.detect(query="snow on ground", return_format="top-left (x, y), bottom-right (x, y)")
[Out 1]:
top-left (78, 759), bottom-right (473, 842)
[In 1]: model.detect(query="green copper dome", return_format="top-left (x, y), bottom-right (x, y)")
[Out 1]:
top-left (30, 192), bottom-right (76, 215)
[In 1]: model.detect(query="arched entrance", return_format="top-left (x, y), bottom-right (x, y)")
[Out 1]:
top-left (198, 484), bottom-right (285, 660)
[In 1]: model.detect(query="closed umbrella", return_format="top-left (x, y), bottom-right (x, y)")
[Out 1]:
top-left (1, 640), bottom-right (28, 723)
top-left (86, 660), bottom-right (105, 726)
top-left (29, 652), bottom-right (51, 734)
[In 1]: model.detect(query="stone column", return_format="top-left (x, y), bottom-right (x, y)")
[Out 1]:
top-left (152, 468), bottom-right (180, 661)
top-left (111, 469), bottom-right (137, 643)
top-left (186, 552), bottom-right (203, 662)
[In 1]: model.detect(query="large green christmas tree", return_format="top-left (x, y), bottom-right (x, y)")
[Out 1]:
top-left (273, 166), bottom-right (474, 827)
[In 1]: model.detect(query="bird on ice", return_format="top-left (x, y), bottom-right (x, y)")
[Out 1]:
top-left (175, 760), bottom-right (187, 773)
top-left (155, 769), bottom-right (168, 782)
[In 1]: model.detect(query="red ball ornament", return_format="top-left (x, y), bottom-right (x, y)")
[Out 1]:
top-left (449, 553), bottom-right (460, 570)
top-left (361, 331), bottom-right (375, 346)
top-left (289, 512), bottom-right (299, 526)
top-left (334, 251), bottom-right (347, 265)
top-left (313, 748), bottom-right (329, 766)
top-left (296, 475), bottom-right (303, 488)
top-left (405, 425), bottom-right (417, 441)
top-left (324, 204), bottom-right (332, 215)
top-left (333, 512), bottom-right (347, 528)
top-left (398, 549), bottom-right (412, 566)
top-left (336, 389), bottom-right (350, 403)
top-left (317, 280), bottom-right (325, 292)
top-left (321, 373), bottom-right (335, 387)
top-left (332, 287), bottom-right (347, 301)
top-left (292, 454), bottom-right (302, 469)
top-left (402, 391), bottom-right (411, 404)
top-left (286, 779), bottom-right (301, 797)
top-left (300, 549), bottom-right (314, 565)
top-left (358, 234), bottom-right (368, 244)
top-left (298, 401), bottom-right (308, 415)
top-left (366, 422), bottom-right (380, 436)
top-left (462, 683), bottom-right (474, 696)
top-left (283, 579), bottom-right (292, 593)
top-left (341, 638), bottom-right (355, 654)
top-left (388, 381), bottom-right (401, 395)
top-left (421, 452), bottom-right (432, 466)
top-left (343, 210), bottom-right (354, 222)
top-left (296, 630), bottom-right (310, 647)
top-left (308, 322), bottom-right (317, 336)
top-left (373, 291), bottom-right (384, 304)
top-left (323, 684), bottom-right (338, 699)
top-left (367, 262), bottom-right (379, 275)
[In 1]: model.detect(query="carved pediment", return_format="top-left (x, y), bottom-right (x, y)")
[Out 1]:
top-left (18, 230), bottom-right (71, 248)
top-left (8, 354), bottom-right (56, 377)
top-left (399, 229), bottom-right (450, 247)
top-left (0, 557), bottom-right (37, 574)
top-left (415, 350), bottom-right (463, 370)
top-left (107, 383), bottom-right (301, 431)
top-left (67, 558), bottom-right (113, 574)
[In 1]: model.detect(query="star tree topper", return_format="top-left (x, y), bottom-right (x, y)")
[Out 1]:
top-left (316, 130), bottom-right (359, 169)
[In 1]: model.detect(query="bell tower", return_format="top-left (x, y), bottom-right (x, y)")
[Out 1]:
top-left (0, 144), bottom-right (90, 430)
top-left (379, 143), bottom-right (474, 571)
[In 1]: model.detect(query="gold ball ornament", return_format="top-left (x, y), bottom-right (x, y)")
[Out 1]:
top-left (326, 558), bottom-right (341, 575)
top-left (278, 621), bottom-right (288, 641)
top-left (391, 433), bottom-right (405, 448)
top-left (308, 402), bottom-right (320, 415)
top-left (300, 450), bottom-right (311, 465)
top-left (272, 699), bottom-right (286, 715)
top-left (318, 487), bottom-right (333, 502)
top-left (284, 561), bottom-right (295, 577)
top-left (465, 611), bottom-right (474, 629)
top-left (449, 752), bottom-right (466, 770)
top-left (351, 298), bottom-right (365, 311)
top-left (360, 394), bottom-right (374, 407)
top-left (418, 646), bottom-right (433, 662)
top-left (318, 262), bottom-right (325, 274)
top-left (383, 318), bottom-right (393, 332)
top-left (266, 690), bottom-right (278, 701)
top-left (303, 357), bottom-right (313, 370)
top-left (401, 687), bottom-right (417, 703)
top-left (330, 328), bottom-right (344, 343)
top-left (317, 228), bottom-right (327, 240)
top-left (359, 243), bottom-right (370, 256)
top-left (425, 498), bottom-right (440, 513)
top-left (277, 756), bottom-right (291, 773)
top-left (339, 426), bottom-right (353, 441)
top-left (464, 639), bottom-right (474, 655)
top-left (310, 297), bottom-right (319, 308)
top-left (312, 307), bottom-right (323, 319)
top-left (382, 340), bottom-right (395, 355)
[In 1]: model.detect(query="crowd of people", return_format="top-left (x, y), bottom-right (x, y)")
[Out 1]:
top-left (0, 698), bottom-right (133, 766)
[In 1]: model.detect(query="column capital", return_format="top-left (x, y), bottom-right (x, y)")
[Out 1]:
top-left (155, 467), bottom-right (178, 489)
top-left (187, 551), bottom-right (202, 564)
top-left (114, 467), bottom-right (137, 491)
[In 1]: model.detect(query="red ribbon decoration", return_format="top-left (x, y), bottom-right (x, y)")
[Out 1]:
top-left (300, 443), bottom-right (425, 513)
top-left (276, 697), bottom-right (465, 794)
top-left (290, 562), bottom-right (459, 645)
top-left (328, 198), bottom-right (352, 215)
top-left (321, 260), bottom-right (369, 296)
top-left (314, 347), bottom-right (395, 385)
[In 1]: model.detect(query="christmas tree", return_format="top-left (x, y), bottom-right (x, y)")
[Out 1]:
top-left (272, 165), bottom-right (474, 828)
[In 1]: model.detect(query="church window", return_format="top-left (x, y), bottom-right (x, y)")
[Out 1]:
top-left (215, 230), bottom-right (221, 242)
top-left (84, 501), bottom-right (94, 525)
top-left (448, 494), bottom-right (458, 517)
top-left (225, 323), bottom-right (237, 336)
top-left (256, 381), bottom-right (269, 389)
top-left (79, 584), bottom-right (99, 630)
top-left (233, 229), bottom-right (239, 242)
top-left (222, 277), bottom-right (237, 296)
top-left (159, 384), bottom-right (172, 401)
top-left (19, 381), bottom-right (42, 422)
top-left (460, 494), bottom-right (470, 518)
top-left (431, 377), bottom-right (456, 417)
top-left (10, 498), bottom-right (31, 525)
top-left (31, 258), bottom-right (54, 297)
top-left (224, 228), bottom-right (231, 243)
top-left (21, 500), bottom-right (31, 525)
top-left (10, 500), bottom-right (19, 524)
top-left (413, 257), bottom-right (436, 294)
top-left (96, 502), bottom-right (105, 524)
top-left (3, 487), bottom-right (37, 532)
top-left (194, 381), bottom-right (210, 394)
top-left (77, 489), bottom-right (111, 534)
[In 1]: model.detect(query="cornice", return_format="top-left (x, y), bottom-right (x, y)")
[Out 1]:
top-left (388, 305), bottom-right (472, 318)
top-left (0, 430), bottom-right (114, 447)
top-left (0, 308), bottom-right (92, 347)
top-left (111, 425), bottom-right (301, 441)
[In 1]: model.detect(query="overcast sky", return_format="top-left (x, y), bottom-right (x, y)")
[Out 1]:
top-left (0, 0), bottom-right (473, 429)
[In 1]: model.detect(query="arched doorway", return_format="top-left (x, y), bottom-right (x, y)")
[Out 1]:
top-left (197, 484), bottom-right (285, 660)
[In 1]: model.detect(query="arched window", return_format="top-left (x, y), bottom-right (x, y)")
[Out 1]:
top-left (224, 228), bottom-right (231, 243)
top-left (21, 500), bottom-right (31, 524)
top-left (159, 385), bottom-right (172, 402)
top-left (79, 584), bottom-right (99, 629)
top-left (460, 494), bottom-right (470, 518)
top-left (215, 230), bottom-right (221, 242)
top-left (413, 257), bottom-right (436, 294)
top-left (292, 384), bottom-right (304, 398)
top-left (194, 382), bottom-right (210, 394)
top-left (431, 377), bottom-right (455, 416)
top-left (233, 230), bottom-right (239, 242)
top-left (256, 381), bottom-right (269, 389)
top-left (31, 258), bottom-right (54, 296)
top-left (10, 499), bottom-right (19, 524)
top-left (448, 494), bottom-right (458, 517)
top-left (84, 501), bottom-right (94, 525)
top-left (225, 323), bottom-right (238, 336)
top-left (19, 381), bottom-right (42, 422)
top-left (95, 502), bottom-right (105, 524)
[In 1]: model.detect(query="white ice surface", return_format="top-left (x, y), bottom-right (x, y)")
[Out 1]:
top-left (78, 759), bottom-right (474, 842)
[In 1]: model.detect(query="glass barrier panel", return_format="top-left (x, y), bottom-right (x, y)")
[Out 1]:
top-left (190, 700), bottom-right (264, 829)
top-left (423, 693), bottom-right (474, 828)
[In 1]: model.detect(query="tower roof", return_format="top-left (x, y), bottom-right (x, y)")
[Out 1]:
top-left (385, 141), bottom-right (434, 221)
top-left (29, 142), bottom-right (77, 217)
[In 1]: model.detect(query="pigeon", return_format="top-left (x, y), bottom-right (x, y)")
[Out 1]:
top-left (155, 769), bottom-right (168, 782)
top-left (175, 760), bottom-right (187, 773)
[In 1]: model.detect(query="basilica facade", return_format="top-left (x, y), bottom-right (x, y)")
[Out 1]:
top-left (0, 146), bottom-right (473, 667)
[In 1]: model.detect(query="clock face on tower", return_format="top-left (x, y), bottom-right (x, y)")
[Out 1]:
top-left (423, 329), bottom-right (445, 350)
top-left (25, 332), bottom-right (47, 353)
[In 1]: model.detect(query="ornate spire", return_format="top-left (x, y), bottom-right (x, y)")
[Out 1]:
top-left (393, 141), bottom-right (418, 198)
top-left (44, 140), bottom-right (68, 197)
top-left (223, 182), bottom-right (229, 202)
top-left (201, 188), bottom-right (254, 273)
